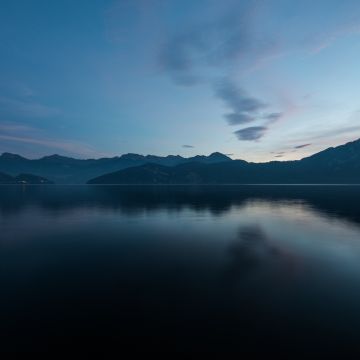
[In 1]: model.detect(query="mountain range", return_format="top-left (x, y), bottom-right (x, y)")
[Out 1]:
top-left (88, 139), bottom-right (360, 184)
top-left (1, 138), bottom-right (360, 184)
top-left (0, 151), bottom-right (231, 184)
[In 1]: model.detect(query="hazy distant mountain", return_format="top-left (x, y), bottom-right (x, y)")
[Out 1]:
top-left (88, 139), bottom-right (360, 184)
top-left (0, 172), bottom-right (53, 184)
top-left (0, 152), bottom-right (232, 184)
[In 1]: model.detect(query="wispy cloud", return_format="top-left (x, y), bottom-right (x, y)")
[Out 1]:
top-left (0, 134), bottom-right (107, 158)
top-left (0, 96), bottom-right (60, 118)
top-left (0, 121), bottom-right (106, 158)
top-left (157, 1), bottom-right (288, 142)
top-left (0, 123), bottom-right (36, 133)
top-left (182, 144), bottom-right (194, 148)
top-left (291, 125), bottom-right (360, 145)
top-left (283, 121), bottom-right (360, 158)
top-left (158, 1), bottom-right (261, 85)
top-left (307, 21), bottom-right (360, 53)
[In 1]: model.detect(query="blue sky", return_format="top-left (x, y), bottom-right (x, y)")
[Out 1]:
top-left (1, 0), bottom-right (360, 161)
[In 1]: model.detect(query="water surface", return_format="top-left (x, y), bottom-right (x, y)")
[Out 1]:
top-left (1, 185), bottom-right (360, 354)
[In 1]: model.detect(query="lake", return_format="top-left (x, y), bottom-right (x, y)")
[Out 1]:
top-left (2, 185), bottom-right (360, 354)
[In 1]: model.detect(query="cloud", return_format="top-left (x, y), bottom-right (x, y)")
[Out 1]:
top-left (158, 2), bottom-right (259, 85)
top-left (159, 32), bottom-right (203, 85)
top-left (274, 154), bottom-right (284, 158)
top-left (289, 125), bottom-right (360, 150)
top-left (0, 134), bottom-right (106, 158)
top-left (0, 123), bottom-right (36, 133)
top-left (215, 79), bottom-right (267, 115)
top-left (182, 144), bottom-right (194, 148)
top-left (263, 112), bottom-right (283, 123)
top-left (0, 96), bottom-right (60, 118)
top-left (234, 126), bottom-right (267, 141)
top-left (224, 111), bottom-right (283, 126)
top-left (308, 22), bottom-right (360, 54)
top-left (214, 78), bottom-right (270, 135)
top-left (294, 143), bottom-right (311, 149)
top-left (157, 2), bottom-right (289, 142)
top-left (214, 78), bottom-right (284, 141)
top-left (159, 1), bottom-right (360, 84)
top-left (158, 1), bottom-right (355, 143)
top-left (0, 122), bottom-right (108, 158)
top-left (225, 113), bottom-right (255, 125)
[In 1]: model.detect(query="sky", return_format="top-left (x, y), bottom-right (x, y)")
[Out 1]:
top-left (1, 0), bottom-right (360, 161)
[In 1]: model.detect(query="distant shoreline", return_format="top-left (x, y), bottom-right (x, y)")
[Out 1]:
top-left (2, 183), bottom-right (360, 186)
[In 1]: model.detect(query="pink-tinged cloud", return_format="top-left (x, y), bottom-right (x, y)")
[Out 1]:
top-left (0, 97), bottom-right (61, 118)
top-left (0, 123), bottom-right (37, 133)
top-left (309, 22), bottom-right (360, 54)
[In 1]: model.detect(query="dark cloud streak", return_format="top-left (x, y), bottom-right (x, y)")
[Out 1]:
top-left (294, 143), bottom-right (311, 149)
top-left (225, 113), bottom-right (255, 125)
top-left (215, 78), bottom-right (284, 141)
top-left (215, 78), bottom-right (268, 127)
top-left (215, 79), bottom-right (267, 114)
top-left (234, 126), bottom-right (267, 141)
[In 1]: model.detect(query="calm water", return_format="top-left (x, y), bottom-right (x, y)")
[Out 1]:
top-left (2, 185), bottom-right (360, 354)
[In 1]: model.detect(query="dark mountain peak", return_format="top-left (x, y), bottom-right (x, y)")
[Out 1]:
top-left (343, 138), bottom-right (360, 146)
top-left (120, 153), bottom-right (145, 161)
top-left (302, 137), bottom-right (360, 163)
top-left (0, 152), bottom-right (26, 160)
top-left (166, 155), bottom-right (183, 159)
top-left (87, 162), bottom-right (172, 184)
top-left (40, 154), bottom-right (75, 161)
top-left (189, 155), bottom-right (205, 160)
top-left (208, 152), bottom-right (232, 161)
top-left (188, 152), bottom-right (232, 164)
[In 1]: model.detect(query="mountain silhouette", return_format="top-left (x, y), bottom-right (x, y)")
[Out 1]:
top-left (88, 139), bottom-right (360, 184)
top-left (0, 152), bottom-right (232, 184)
top-left (2, 139), bottom-right (360, 184)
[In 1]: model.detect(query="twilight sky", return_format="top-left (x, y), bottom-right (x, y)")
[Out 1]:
top-left (1, 0), bottom-right (360, 161)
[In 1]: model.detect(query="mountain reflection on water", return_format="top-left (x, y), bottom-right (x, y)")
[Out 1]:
top-left (1, 185), bottom-right (360, 354)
